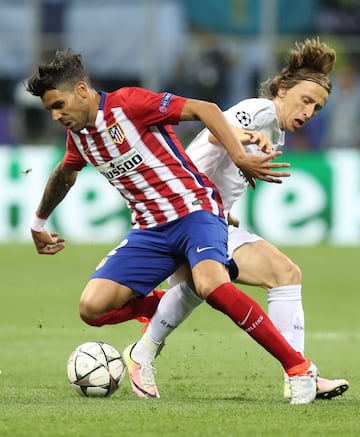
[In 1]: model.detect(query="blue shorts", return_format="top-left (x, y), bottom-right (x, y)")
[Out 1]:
top-left (91, 210), bottom-right (229, 295)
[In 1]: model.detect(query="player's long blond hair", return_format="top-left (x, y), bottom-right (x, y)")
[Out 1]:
top-left (259, 37), bottom-right (336, 98)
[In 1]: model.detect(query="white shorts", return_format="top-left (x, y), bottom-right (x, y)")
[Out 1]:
top-left (227, 225), bottom-right (262, 258)
top-left (167, 225), bottom-right (262, 287)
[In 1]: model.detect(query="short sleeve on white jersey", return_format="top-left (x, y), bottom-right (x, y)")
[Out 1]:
top-left (186, 98), bottom-right (285, 213)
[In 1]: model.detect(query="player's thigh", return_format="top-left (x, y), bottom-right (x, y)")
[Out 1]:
top-left (79, 278), bottom-right (136, 318)
top-left (232, 239), bottom-right (300, 289)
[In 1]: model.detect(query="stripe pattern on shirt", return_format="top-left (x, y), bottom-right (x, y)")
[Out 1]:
top-left (67, 95), bottom-right (223, 228)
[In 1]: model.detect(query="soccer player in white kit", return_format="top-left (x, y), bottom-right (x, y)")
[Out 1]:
top-left (125, 38), bottom-right (349, 400)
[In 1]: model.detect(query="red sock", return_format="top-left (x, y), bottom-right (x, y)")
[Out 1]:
top-left (81, 290), bottom-right (165, 327)
top-left (206, 283), bottom-right (304, 371)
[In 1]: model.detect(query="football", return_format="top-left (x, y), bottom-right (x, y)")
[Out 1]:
top-left (66, 341), bottom-right (126, 397)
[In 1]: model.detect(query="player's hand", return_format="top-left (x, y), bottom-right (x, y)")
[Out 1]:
top-left (244, 130), bottom-right (273, 154)
top-left (31, 229), bottom-right (65, 255)
top-left (237, 151), bottom-right (291, 189)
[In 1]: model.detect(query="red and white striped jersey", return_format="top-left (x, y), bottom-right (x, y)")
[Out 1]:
top-left (63, 87), bottom-right (224, 229)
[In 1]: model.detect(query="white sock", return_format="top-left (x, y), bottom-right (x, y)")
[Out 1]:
top-left (267, 285), bottom-right (304, 355)
top-left (131, 282), bottom-right (203, 362)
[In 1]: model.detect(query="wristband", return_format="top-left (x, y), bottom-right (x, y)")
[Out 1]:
top-left (30, 214), bottom-right (48, 232)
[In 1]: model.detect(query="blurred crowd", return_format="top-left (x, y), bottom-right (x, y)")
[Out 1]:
top-left (0, 0), bottom-right (360, 150)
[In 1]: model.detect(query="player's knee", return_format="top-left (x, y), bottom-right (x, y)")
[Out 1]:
top-left (79, 297), bottom-right (103, 321)
top-left (193, 285), bottom-right (210, 299)
top-left (292, 263), bottom-right (302, 283)
top-left (275, 260), bottom-right (302, 287)
top-left (80, 312), bottom-right (102, 327)
top-left (193, 279), bottom-right (225, 299)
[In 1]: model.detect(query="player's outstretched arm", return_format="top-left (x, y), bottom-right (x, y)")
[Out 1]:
top-left (30, 162), bottom-right (77, 255)
top-left (180, 99), bottom-right (290, 188)
top-left (209, 127), bottom-right (274, 154)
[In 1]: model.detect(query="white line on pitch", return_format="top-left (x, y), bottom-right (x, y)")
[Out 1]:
top-left (307, 332), bottom-right (360, 340)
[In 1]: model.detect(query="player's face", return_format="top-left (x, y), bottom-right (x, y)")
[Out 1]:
top-left (276, 81), bottom-right (329, 132)
top-left (42, 82), bottom-right (94, 133)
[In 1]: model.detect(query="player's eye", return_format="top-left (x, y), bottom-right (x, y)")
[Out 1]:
top-left (52, 101), bottom-right (65, 110)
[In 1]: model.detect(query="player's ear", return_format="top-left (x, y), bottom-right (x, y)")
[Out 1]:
top-left (277, 80), bottom-right (287, 98)
top-left (77, 81), bottom-right (89, 98)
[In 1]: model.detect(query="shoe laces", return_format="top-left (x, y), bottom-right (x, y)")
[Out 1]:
top-left (139, 362), bottom-right (157, 388)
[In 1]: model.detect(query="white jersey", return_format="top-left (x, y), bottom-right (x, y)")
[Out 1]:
top-left (186, 98), bottom-right (285, 213)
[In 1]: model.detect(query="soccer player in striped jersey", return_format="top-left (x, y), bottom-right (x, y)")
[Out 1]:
top-left (27, 49), bottom-right (317, 404)
top-left (126, 38), bottom-right (348, 400)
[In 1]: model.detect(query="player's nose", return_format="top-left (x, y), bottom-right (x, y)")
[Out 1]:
top-left (51, 109), bottom-right (62, 121)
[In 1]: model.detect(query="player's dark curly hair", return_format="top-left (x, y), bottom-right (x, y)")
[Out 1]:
top-left (26, 49), bottom-right (91, 98)
top-left (259, 37), bottom-right (336, 98)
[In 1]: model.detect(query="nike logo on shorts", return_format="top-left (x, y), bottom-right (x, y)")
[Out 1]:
top-left (196, 246), bottom-right (215, 253)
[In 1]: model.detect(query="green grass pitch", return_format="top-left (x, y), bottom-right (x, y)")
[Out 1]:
top-left (0, 243), bottom-right (359, 436)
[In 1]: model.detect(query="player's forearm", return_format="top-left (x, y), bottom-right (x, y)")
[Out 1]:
top-left (36, 162), bottom-right (77, 218)
top-left (209, 126), bottom-right (252, 146)
top-left (183, 99), bottom-right (247, 163)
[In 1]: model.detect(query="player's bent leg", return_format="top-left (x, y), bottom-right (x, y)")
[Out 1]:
top-left (191, 253), bottom-right (317, 405)
top-left (231, 241), bottom-right (349, 401)
top-left (231, 240), bottom-right (301, 289)
top-left (232, 240), bottom-right (305, 355)
top-left (204, 281), bottom-right (318, 404)
top-left (81, 291), bottom-right (165, 327)
top-left (79, 278), bottom-right (136, 321)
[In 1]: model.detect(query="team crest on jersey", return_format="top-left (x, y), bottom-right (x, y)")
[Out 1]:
top-left (236, 111), bottom-right (252, 128)
top-left (107, 122), bottom-right (126, 144)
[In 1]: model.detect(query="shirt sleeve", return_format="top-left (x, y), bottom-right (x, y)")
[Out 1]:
top-left (62, 133), bottom-right (87, 171)
top-left (226, 99), bottom-right (276, 131)
top-left (118, 87), bottom-right (187, 127)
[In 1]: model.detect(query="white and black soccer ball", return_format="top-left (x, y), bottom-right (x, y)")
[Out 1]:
top-left (67, 341), bottom-right (126, 397)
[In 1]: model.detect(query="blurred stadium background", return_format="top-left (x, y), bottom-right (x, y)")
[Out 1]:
top-left (1, 0), bottom-right (360, 246)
